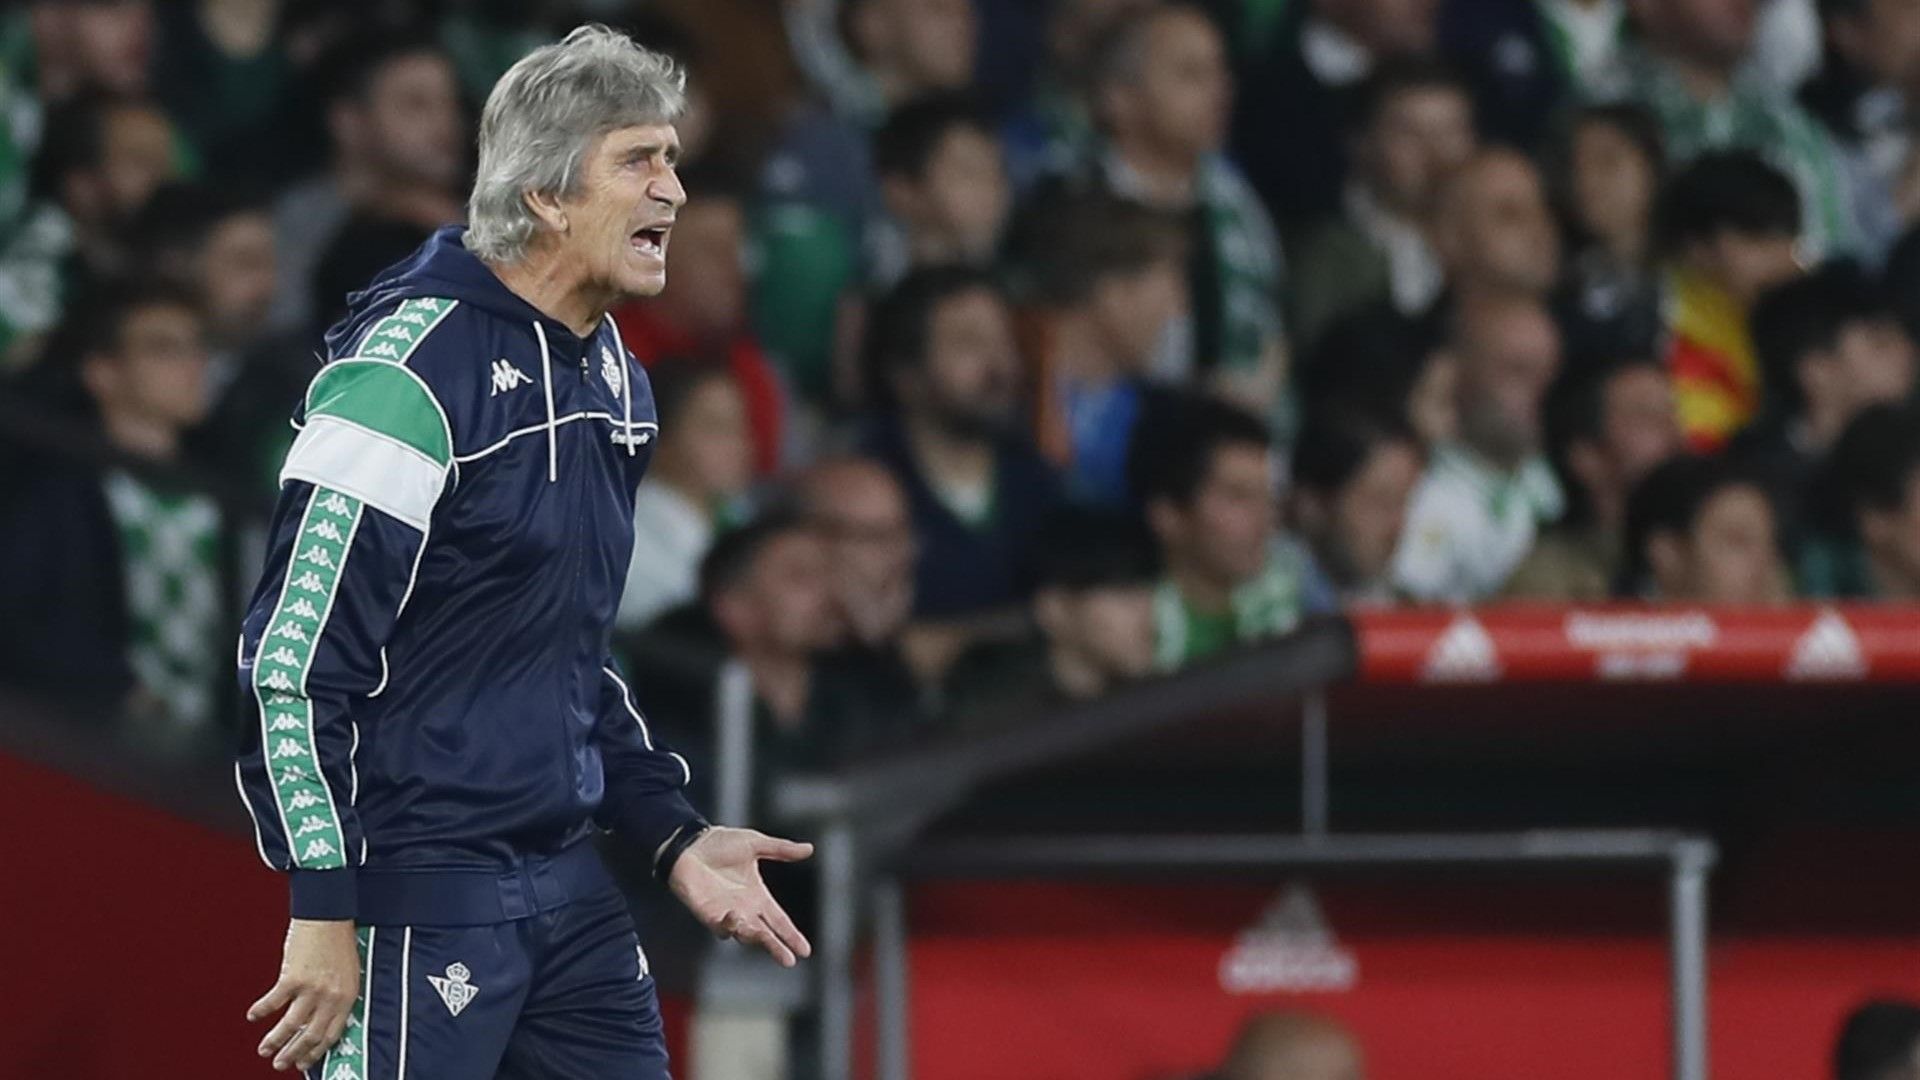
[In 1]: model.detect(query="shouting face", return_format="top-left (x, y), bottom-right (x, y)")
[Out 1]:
top-left (555, 124), bottom-right (688, 301)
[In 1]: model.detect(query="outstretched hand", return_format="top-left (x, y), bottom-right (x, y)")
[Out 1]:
top-left (668, 826), bottom-right (815, 966)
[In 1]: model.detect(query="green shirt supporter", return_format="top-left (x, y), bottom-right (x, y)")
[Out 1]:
top-left (1153, 542), bottom-right (1323, 670)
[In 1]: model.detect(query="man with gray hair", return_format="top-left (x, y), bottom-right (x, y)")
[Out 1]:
top-left (235, 25), bottom-right (812, 1079)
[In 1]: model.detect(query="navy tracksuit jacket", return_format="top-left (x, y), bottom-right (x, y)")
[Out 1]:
top-left (235, 226), bottom-right (698, 1079)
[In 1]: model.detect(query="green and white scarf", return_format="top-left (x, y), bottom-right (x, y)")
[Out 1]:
top-left (103, 470), bottom-right (224, 729)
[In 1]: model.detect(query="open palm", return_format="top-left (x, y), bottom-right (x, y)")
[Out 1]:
top-left (668, 826), bottom-right (815, 966)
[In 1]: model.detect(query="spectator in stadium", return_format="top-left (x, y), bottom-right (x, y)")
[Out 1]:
top-left (1227, 0), bottom-right (1444, 225)
top-left (1504, 355), bottom-right (1682, 600)
top-left (1286, 406), bottom-right (1426, 607)
top-left (1393, 292), bottom-right (1564, 603)
top-left (870, 93), bottom-right (1012, 292)
top-left (1139, 394), bottom-right (1333, 669)
top-left (1286, 59), bottom-right (1476, 353)
top-left (1834, 997), bottom-right (1920, 1080)
top-left (0, 1), bottom-right (160, 363)
top-left (270, 31), bottom-right (466, 335)
top-left (755, 0), bottom-right (979, 404)
top-left (1804, 404), bottom-right (1920, 599)
top-left (16, 0), bottom-right (155, 105)
top-left (795, 456), bottom-right (919, 655)
top-left (860, 266), bottom-right (1062, 623)
top-left (828, 93), bottom-right (1015, 411)
top-left (0, 281), bottom-right (222, 729)
top-left (614, 165), bottom-right (786, 475)
top-left (130, 183), bottom-right (302, 494)
top-left (1230, 0), bottom-right (1564, 227)
top-left (32, 92), bottom-right (183, 285)
top-left (1213, 1010), bottom-right (1366, 1080)
top-left (1801, 0), bottom-right (1920, 254)
top-left (1025, 193), bottom-right (1189, 508)
top-left (1616, 0), bottom-right (1859, 257)
top-left (1549, 104), bottom-right (1667, 370)
top-left (639, 512), bottom-right (922, 801)
top-left (616, 360), bottom-right (755, 633)
top-left (999, 0), bottom-right (1156, 187)
top-left (1621, 453), bottom-right (1790, 602)
top-left (945, 507), bottom-right (1161, 723)
top-left (1656, 151), bottom-right (1807, 452)
top-left (1429, 147), bottom-right (1562, 306)
top-left (1071, 0), bottom-right (1287, 413)
top-left (1740, 261), bottom-right (1918, 540)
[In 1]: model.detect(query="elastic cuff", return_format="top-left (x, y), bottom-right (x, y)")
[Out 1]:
top-left (653, 816), bottom-right (712, 883)
top-left (289, 868), bottom-right (358, 921)
top-left (616, 788), bottom-right (701, 863)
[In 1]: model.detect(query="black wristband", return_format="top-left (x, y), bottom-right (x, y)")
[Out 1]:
top-left (654, 817), bottom-right (712, 881)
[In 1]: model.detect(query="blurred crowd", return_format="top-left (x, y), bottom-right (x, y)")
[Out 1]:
top-left (4, 0), bottom-right (1920, 771)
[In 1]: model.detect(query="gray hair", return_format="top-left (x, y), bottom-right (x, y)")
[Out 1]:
top-left (465, 24), bottom-right (686, 263)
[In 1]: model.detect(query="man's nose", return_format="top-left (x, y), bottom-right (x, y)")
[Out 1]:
top-left (652, 167), bottom-right (687, 208)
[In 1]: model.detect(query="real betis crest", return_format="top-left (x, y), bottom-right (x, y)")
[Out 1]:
top-left (601, 345), bottom-right (624, 396)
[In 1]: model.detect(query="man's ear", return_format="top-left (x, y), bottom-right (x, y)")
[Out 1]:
top-left (79, 351), bottom-right (117, 407)
top-left (328, 101), bottom-right (363, 156)
top-left (1646, 531), bottom-right (1688, 596)
top-left (1566, 438), bottom-right (1608, 495)
top-left (709, 590), bottom-right (752, 646)
top-left (523, 187), bottom-right (568, 233)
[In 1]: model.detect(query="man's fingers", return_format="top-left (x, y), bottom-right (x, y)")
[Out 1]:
top-left (276, 996), bottom-right (348, 1072)
top-left (751, 832), bottom-right (815, 863)
top-left (750, 913), bottom-right (799, 967)
top-left (257, 996), bottom-right (313, 1059)
top-left (248, 979), bottom-right (293, 1022)
top-left (760, 897), bottom-right (813, 961)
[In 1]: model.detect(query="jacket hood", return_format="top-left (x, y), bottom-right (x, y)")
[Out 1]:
top-left (325, 225), bottom-right (587, 358)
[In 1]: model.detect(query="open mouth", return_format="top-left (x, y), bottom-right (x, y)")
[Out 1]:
top-left (631, 225), bottom-right (669, 258)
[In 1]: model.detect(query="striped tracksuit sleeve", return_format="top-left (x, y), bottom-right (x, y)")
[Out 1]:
top-left (235, 352), bottom-right (454, 920)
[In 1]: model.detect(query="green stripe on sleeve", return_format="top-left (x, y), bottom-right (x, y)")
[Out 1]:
top-left (253, 487), bottom-right (363, 871)
top-left (305, 361), bottom-right (453, 466)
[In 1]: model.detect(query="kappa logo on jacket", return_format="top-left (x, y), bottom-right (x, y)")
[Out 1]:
top-left (429, 962), bottom-right (480, 1017)
top-left (489, 358), bottom-right (534, 396)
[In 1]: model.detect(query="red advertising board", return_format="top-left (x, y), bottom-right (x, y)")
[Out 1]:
top-left (905, 881), bottom-right (1920, 1080)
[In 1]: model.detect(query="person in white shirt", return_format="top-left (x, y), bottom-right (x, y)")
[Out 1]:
top-left (1393, 291), bottom-right (1564, 601)
top-left (617, 359), bottom-right (754, 630)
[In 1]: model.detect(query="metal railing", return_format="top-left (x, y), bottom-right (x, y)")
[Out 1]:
top-left (765, 618), bottom-right (1722, 1080)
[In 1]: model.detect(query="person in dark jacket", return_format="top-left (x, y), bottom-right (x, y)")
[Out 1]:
top-left (0, 280), bottom-right (225, 730)
top-left (860, 265), bottom-right (1064, 619)
top-left (234, 27), bottom-right (811, 1080)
